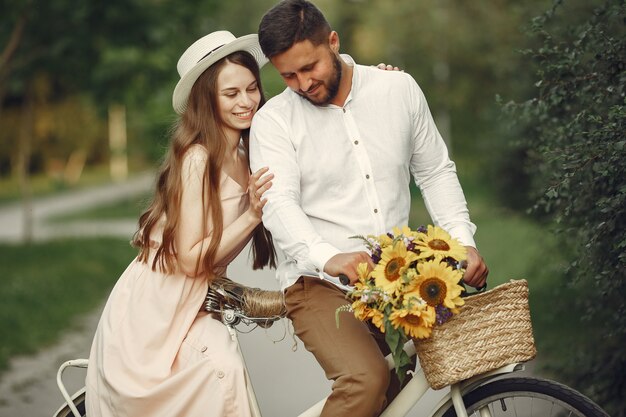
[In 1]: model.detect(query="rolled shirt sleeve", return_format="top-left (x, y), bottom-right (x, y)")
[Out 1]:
top-left (250, 109), bottom-right (342, 273)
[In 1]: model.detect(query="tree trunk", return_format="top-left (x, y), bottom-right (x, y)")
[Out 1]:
top-left (0, 11), bottom-right (28, 117)
top-left (18, 87), bottom-right (34, 243)
top-left (108, 103), bottom-right (128, 182)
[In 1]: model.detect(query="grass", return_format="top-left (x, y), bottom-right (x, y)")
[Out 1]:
top-left (0, 238), bottom-right (136, 372)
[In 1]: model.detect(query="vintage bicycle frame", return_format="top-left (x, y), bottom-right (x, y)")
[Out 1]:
top-left (54, 275), bottom-right (609, 417)
top-left (54, 323), bottom-right (523, 417)
top-left (294, 341), bottom-right (523, 417)
top-left (61, 276), bottom-right (608, 417)
top-left (54, 344), bottom-right (524, 417)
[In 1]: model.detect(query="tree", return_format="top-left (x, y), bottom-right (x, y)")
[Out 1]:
top-left (0, 0), bottom-right (229, 239)
top-left (503, 1), bottom-right (625, 414)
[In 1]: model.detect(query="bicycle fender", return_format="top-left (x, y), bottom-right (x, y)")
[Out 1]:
top-left (429, 363), bottom-right (523, 417)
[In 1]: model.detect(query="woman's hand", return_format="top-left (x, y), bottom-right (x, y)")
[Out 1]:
top-left (376, 63), bottom-right (403, 71)
top-left (247, 167), bottom-right (274, 221)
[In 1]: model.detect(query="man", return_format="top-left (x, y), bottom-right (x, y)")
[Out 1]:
top-left (249, 1), bottom-right (489, 415)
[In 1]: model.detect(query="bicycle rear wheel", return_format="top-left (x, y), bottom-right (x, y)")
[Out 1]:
top-left (442, 377), bottom-right (608, 417)
top-left (54, 392), bottom-right (86, 417)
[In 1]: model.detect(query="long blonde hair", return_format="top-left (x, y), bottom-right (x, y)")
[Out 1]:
top-left (133, 51), bottom-right (276, 277)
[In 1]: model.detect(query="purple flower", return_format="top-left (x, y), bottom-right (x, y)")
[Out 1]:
top-left (435, 305), bottom-right (453, 325)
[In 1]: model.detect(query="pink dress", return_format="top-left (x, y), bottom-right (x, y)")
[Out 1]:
top-left (86, 145), bottom-right (254, 417)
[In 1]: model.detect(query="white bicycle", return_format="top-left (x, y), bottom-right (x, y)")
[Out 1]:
top-left (54, 277), bottom-right (608, 417)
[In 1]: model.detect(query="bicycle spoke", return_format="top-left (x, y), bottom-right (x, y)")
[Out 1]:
top-left (443, 377), bottom-right (608, 417)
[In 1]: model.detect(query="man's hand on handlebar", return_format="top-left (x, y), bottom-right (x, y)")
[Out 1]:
top-left (463, 246), bottom-right (489, 289)
top-left (324, 252), bottom-right (374, 285)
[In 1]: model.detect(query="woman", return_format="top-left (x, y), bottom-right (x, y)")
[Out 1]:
top-left (85, 31), bottom-right (276, 417)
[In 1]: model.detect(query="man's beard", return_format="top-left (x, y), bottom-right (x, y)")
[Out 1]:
top-left (300, 53), bottom-right (342, 106)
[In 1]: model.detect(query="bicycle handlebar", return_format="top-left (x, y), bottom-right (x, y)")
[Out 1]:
top-left (337, 273), bottom-right (487, 295)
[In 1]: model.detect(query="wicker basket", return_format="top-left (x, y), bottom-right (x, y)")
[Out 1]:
top-left (414, 279), bottom-right (537, 390)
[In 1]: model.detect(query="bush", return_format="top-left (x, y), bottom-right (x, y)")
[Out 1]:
top-left (503, 1), bottom-right (625, 414)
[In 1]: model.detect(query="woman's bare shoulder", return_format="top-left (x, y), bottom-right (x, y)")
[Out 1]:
top-left (183, 144), bottom-right (208, 161)
top-left (180, 144), bottom-right (209, 179)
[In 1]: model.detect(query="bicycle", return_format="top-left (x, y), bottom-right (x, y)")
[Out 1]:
top-left (53, 277), bottom-right (609, 417)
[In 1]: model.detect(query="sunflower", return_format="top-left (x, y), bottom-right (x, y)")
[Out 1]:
top-left (352, 299), bottom-right (372, 321)
top-left (371, 241), bottom-right (418, 294)
top-left (389, 305), bottom-right (436, 339)
top-left (356, 262), bottom-right (371, 284)
top-left (370, 309), bottom-right (386, 333)
top-left (412, 260), bottom-right (465, 312)
top-left (376, 233), bottom-right (394, 248)
top-left (392, 225), bottom-right (420, 239)
top-left (351, 300), bottom-right (386, 333)
top-left (414, 225), bottom-right (467, 261)
top-left (404, 267), bottom-right (419, 288)
top-left (341, 224), bottom-right (471, 383)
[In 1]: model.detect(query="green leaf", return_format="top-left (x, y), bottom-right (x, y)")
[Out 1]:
top-left (546, 189), bottom-right (558, 199)
top-left (335, 304), bottom-right (352, 329)
top-left (384, 320), bottom-right (412, 385)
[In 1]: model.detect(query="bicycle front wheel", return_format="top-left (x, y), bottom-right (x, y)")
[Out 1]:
top-left (442, 377), bottom-right (608, 417)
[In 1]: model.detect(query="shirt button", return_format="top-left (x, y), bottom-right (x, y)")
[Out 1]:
top-left (354, 140), bottom-right (359, 145)
top-left (315, 268), bottom-right (320, 272)
top-left (217, 371), bottom-right (225, 379)
top-left (365, 174), bottom-right (370, 179)
top-left (374, 209), bottom-right (378, 213)
top-left (342, 108), bottom-right (346, 113)
top-left (201, 346), bottom-right (207, 352)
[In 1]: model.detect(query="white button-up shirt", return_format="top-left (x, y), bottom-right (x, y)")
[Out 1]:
top-left (250, 61), bottom-right (476, 290)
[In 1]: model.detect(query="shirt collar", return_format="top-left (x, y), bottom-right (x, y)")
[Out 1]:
top-left (341, 54), bottom-right (358, 107)
top-left (320, 54), bottom-right (357, 109)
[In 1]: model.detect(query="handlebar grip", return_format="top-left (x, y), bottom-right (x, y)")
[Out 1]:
top-left (338, 273), bottom-right (350, 285)
top-left (462, 282), bottom-right (488, 297)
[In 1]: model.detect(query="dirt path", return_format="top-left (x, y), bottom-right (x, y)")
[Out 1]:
top-left (0, 305), bottom-right (100, 416)
top-left (0, 172), bottom-right (153, 243)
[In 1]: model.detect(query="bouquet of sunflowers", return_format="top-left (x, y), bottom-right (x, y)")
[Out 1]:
top-left (337, 225), bottom-right (468, 381)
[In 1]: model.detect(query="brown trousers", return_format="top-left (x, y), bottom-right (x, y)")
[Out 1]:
top-left (284, 276), bottom-right (405, 417)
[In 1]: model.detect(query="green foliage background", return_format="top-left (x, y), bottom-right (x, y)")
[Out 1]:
top-left (501, 1), bottom-right (625, 414)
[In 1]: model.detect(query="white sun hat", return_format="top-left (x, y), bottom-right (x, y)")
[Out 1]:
top-left (172, 30), bottom-right (268, 114)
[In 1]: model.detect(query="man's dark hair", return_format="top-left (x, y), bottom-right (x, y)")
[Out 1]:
top-left (258, 0), bottom-right (331, 58)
